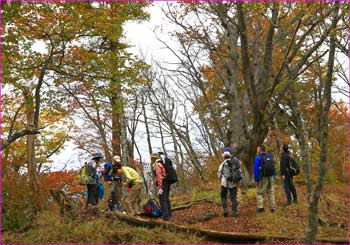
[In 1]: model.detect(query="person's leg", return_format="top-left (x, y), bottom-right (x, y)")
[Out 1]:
top-left (86, 184), bottom-right (92, 206)
top-left (163, 182), bottom-right (172, 218)
top-left (125, 183), bottom-right (141, 215)
top-left (159, 183), bottom-right (170, 220)
top-left (87, 184), bottom-right (98, 206)
top-left (267, 176), bottom-right (276, 211)
top-left (131, 183), bottom-right (143, 215)
top-left (257, 178), bottom-right (267, 211)
top-left (283, 177), bottom-right (292, 205)
top-left (161, 181), bottom-right (171, 220)
top-left (220, 186), bottom-right (228, 216)
top-left (230, 186), bottom-right (238, 216)
top-left (289, 177), bottom-right (298, 203)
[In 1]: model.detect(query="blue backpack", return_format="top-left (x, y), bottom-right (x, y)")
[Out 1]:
top-left (143, 199), bottom-right (162, 218)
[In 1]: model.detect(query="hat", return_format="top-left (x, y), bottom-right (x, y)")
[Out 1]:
top-left (223, 148), bottom-right (232, 154)
top-left (282, 144), bottom-right (289, 152)
top-left (91, 152), bottom-right (103, 160)
top-left (113, 155), bottom-right (121, 162)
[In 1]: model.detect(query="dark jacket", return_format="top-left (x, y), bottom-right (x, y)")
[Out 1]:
top-left (280, 151), bottom-right (291, 177)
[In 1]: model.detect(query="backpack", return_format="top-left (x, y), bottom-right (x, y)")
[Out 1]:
top-left (78, 163), bottom-right (92, 185)
top-left (260, 154), bottom-right (275, 177)
top-left (162, 157), bottom-right (178, 184)
top-left (221, 157), bottom-right (242, 183)
top-left (143, 199), bottom-right (162, 218)
top-left (289, 157), bottom-right (300, 176)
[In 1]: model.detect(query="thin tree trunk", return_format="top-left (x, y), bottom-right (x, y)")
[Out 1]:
top-left (157, 115), bottom-right (166, 154)
top-left (120, 107), bottom-right (130, 166)
top-left (111, 81), bottom-right (122, 157)
top-left (24, 90), bottom-right (40, 212)
top-left (142, 94), bottom-right (153, 156)
top-left (305, 3), bottom-right (339, 242)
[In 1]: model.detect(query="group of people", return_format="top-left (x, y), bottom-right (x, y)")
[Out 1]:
top-left (218, 144), bottom-right (298, 217)
top-left (83, 152), bottom-right (173, 221)
top-left (82, 143), bottom-right (298, 221)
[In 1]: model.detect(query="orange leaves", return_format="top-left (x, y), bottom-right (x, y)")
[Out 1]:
top-left (44, 170), bottom-right (84, 194)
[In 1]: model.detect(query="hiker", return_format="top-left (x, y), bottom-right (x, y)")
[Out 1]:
top-left (118, 165), bottom-right (143, 216)
top-left (253, 145), bottom-right (276, 213)
top-left (152, 152), bottom-right (178, 221)
top-left (217, 148), bottom-right (242, 217)
top-left (86, 152), bottom-right (104, 206)
top-left (107, 155), bottom-right (124, 211)
top-left (280, 144), bottom-right (298, 205)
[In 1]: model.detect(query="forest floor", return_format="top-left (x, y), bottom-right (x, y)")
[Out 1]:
top-left (169, 183), bottom-right (350, 243)
top-left (2, 183), bottom-right (349, 244)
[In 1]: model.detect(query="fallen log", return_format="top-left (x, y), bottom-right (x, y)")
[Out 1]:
top-left (107, 212), bottom-right (350, 244)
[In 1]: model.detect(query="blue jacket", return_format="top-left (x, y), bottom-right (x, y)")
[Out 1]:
top-left (103, 161), bottom-right (113, 182)
top-left (253, 152), bottom-right (276, 182)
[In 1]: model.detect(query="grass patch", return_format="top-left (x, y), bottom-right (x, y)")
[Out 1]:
top-left (2, 211), bottom-right (208, 244)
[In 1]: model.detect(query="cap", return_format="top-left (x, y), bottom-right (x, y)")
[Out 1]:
top-left (92, 152), bottom-right (103, 160)
top-left (223, 148), bottom-right (232, 154)
top-left (113, 155), bottom-right (121, 162)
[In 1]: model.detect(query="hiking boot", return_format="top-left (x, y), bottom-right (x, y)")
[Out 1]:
top-left (231, 211), bottom-right (238, 217)
top-left (293, 199), bottom-right (298, 204)
top-left (270, 208), bottom-right (275, 213)
top-left (223, 208), bottom-right (228, 217)
top-left (256, 208), bottom-right (265, 213)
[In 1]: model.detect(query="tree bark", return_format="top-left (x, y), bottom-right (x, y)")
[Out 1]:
top-left (24, 90), bottom-right (40, 212)
top-left (305, 3), bottom-right (339, 243)
top-left (111, 80), bottom-right (122, 157)
top-left (142, 94), bottom-right (153, 157)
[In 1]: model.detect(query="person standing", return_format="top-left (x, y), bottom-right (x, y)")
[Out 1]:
top-left (280, 144), bottom-right (298, 205)
top-left (253, 145), bottom-right (276, 213)
top-left (86, 152), bottom-right (104, 206)
top-left (152, 152), bottom-right (176, 221)
top-left (217, 148), bottom-right (242, 217)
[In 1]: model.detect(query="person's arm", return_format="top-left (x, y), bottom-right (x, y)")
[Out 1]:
top-left (217, 162), bottom-right (224, 179)
top-left (155, 163), bottom-right (164, 190)
top-left (253, 155), bottom-right (261, 183)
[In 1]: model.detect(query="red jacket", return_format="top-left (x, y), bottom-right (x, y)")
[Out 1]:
top-left (154, 162), bottom-right (166, 190)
